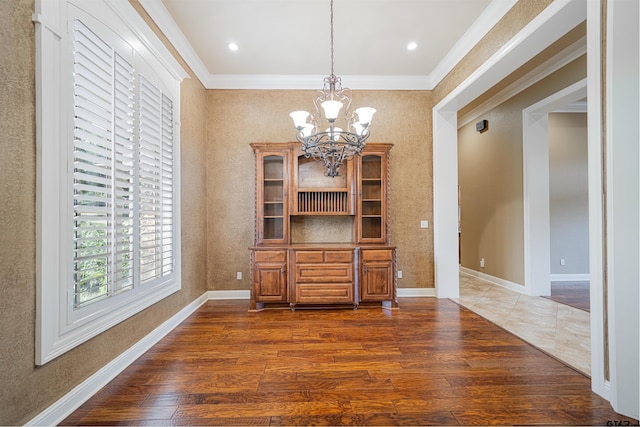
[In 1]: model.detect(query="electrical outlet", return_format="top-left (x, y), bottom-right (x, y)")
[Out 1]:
top-left (397, 270), bottom-right (403, 279)
top-left (236, 272), bottom-right (242, 280)
top-left (560, 258), bottom-right (566, 266)
top-left (480, 258), bottom-right (485, 268)
top-left (420, 220), bottom-right (429, 229)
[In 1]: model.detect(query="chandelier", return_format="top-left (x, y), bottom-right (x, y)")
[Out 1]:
top-left (289, 0), bottom-right (376, 178)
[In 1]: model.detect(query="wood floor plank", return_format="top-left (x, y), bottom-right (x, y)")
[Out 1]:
top-left (60, 298), bottom-right (638, 426)
top-left (77, 406), bottom-right (178, 423)
top-left (451, 408), bottom-right (584, 426)
top-left (173, 400), bottom-right (352, 418)
top-left (545, 280), bottom-right (591, 312)
top-left (171, 416), bottom-right (271, 426)
top-left (270, 411), bottom-right (461, 426)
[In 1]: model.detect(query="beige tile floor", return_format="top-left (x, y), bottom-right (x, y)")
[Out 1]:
top-left (453, 272), bottom-right (591, 376)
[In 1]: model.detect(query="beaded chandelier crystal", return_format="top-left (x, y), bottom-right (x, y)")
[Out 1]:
top-left (289, 0), bottom-right (376, 178)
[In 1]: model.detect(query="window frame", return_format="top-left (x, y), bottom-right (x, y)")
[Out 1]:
top-left (34, 0), bottom-right (188, 365)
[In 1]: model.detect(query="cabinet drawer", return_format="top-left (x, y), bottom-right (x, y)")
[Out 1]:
top-left (254, 250), bottom-right (286, 263)
top-left (295, 263), bottom-right (353, 283)
top-left (324, 250), bottom-right (353, 262)
top-left (295, 251), bottom-right (324, 263)
top-left (361, 249), bottom-right (393, 261)
top-left (295, 283), bottom-right (354, 304)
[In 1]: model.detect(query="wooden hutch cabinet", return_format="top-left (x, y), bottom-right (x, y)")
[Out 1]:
top-left (250, 142), bottom-right (396, 311)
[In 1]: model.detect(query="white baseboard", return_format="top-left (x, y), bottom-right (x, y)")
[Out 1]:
top-left (397, 287), bottom-right (436, 297)
top-left (460, 266), bottom-right (527, 294)
top-left (207, 289), bottom-right (250, 300)
top-left (209, 289), bottom-right (435, 299)
top-left (25, 292), bottom-right (210, 427)
top-left (550, 273), bottom-right (590, 281)
top-left (208, 289), bottom-right (436, 299)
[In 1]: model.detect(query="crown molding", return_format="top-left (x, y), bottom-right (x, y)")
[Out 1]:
top-left (138, 0), bottom-right (209, 83)
top-left (206, 74), bottom-right (432, 90)
top-left (429, 0), bottom-right (518, 88)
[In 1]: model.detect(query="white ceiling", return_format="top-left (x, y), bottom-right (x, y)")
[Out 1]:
top-left (140, 0), bottom-right (518, 90)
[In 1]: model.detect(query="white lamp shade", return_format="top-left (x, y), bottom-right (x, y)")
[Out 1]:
top-left (352, 122), bottom-right (364, 136)
top-left (290, 110), bottom-right (310, 129)
top-left (321, 100), bottom-right (343, 121)
top-left (302, 123), bottom-right (315, 137)
top-left (355, 107), bottom-right (376, 125)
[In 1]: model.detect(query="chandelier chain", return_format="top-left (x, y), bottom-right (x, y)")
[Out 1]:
top-left (330, 0), bottom-right (334, 77)
top-left (289, 0), bottom-right (376, 177)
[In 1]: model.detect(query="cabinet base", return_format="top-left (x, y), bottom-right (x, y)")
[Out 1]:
top-left (248, 302), bottom-right (291, 312)
top-left (249, 300), bottom-right (398, 312)
top-left (290, 303), bottom-right (358, 312)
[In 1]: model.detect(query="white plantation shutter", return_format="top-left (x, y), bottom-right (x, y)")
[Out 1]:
top-left (36, 0), bottom-right (185, 365)
top-left (113, 53), bottom-right (136, 293)
top-left (72, 20), bottom-right (117, 306)
top-left (160, 94), bottom-right (175, 277)
top-left (137, 77), bottom-right (160, 283)
top-left (71, 19), bottom-right (174, 306)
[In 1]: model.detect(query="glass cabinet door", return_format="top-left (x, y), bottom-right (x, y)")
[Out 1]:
top-left (258, 152), bottom-right (288, 243)
top-left (360, 155), bottom-right (382, 240)
top-left (357, 149), bottom-right (389, 244)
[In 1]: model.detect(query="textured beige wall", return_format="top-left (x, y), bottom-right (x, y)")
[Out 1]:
top-left (457, 56), bottom-right (586, 285)
top-left (206, 90), bottom-right (435, 290)
top-left (548, 112), bottom-right (589, 275)
top-left (0, 0), bottom-right (208, 424)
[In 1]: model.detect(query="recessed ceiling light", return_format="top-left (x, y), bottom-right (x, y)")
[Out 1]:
top-left (407, 42), bottom-right (418, 51)
top-left (228, 42), bottom-right (239, 51)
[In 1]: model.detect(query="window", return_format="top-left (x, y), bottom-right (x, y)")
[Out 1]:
top-left (34, 0), bottom-right (187, 365)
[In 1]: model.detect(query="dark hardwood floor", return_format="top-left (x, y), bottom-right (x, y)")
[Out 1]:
top-left (61, 298), bottom-right (636, 426)
top-left (545, 281), bottom-right (591, 312)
